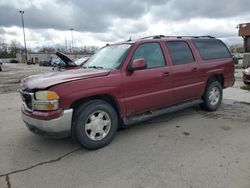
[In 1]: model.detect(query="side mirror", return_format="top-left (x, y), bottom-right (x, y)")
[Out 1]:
top-left (128, 59), bottom-right (147, 72)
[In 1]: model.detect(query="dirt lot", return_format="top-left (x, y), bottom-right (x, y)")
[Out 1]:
top-left (0, 63), bottom-right (51, 94)
top-left (0, 63), bottom-right (250, 188)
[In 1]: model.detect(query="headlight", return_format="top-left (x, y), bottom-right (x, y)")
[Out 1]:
top-left (34, 91), bottom-right (59, 111)
top-left (35, 91), bottom-right (59, 100)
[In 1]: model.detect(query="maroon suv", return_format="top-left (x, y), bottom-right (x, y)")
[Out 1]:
top-left (20, 35), bottom-right (235, 149)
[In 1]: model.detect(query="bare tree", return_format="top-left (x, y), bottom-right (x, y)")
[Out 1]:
top-left (38, 46), bottom-right (56, 54)
top-left (9, 40), bottom-right (22, 57)
top-left (229, 44), bottom-right (243, 53)
top-left (0, 38), bottom-right (9, 58)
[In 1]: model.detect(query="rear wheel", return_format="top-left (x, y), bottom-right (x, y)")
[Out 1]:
top-left (73, 100), bottom-right (118, 149)
top-left (201, 81), bottom-right (222, 111)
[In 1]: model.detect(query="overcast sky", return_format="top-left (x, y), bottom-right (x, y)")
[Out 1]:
top-left (0, 0), bottom-right (249, 49)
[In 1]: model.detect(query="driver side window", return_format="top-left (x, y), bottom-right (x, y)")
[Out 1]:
top-left (132, 42), bottom-right (165, 68)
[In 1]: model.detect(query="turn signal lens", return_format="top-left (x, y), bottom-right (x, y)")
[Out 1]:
top-left (45, 103), bottom-right (55, 110)
top-left (33, 101), bottom-right (59, 111)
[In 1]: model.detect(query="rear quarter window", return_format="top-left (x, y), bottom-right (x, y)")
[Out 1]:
top-left (192, 39), bottom-right (231, 60)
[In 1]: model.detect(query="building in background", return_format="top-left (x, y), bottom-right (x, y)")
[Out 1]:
top-left (238, 22), bottom-right (250, 67)
top-left (16, 52), bottom-right (89, 64)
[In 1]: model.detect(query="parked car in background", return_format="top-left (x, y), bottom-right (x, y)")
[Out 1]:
top-left (232, 53), bottom-right (243, 64)
top-left (233, 53), bottom-right (243, 60)
top-left (27, 59), bottom-right (35, 65)
top-left (232, 55), bottom-right (239, 64)
top-left (54, 52), bottom-right (89, 70)
top-left (243, 67), bottom-right (250, 85)
top-left (51, 58), bottom-right (66, 67)
top-left (39, 60), bottom-right (51, 66)
top-left (20, 35), bottom-right (235, 150)
top-left (9, 59), bottom-right (18, 63)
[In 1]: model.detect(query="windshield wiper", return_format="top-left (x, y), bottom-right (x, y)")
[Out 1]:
top-left (86, 66), bottom-right (104, 69)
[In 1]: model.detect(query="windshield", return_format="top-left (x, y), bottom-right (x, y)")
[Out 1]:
top-left (83, 44), bottom-right (131, 69)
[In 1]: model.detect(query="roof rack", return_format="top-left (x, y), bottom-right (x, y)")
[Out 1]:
top-left (172, 35), bottom-right (215, 39)
top-left (137, 35), bottom-right (215, 40)
top-left (139, 35), bottom-right (166, 40)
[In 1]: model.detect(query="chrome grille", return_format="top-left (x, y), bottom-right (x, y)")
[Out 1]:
top-left (20, 90), bottom-right (34, 111)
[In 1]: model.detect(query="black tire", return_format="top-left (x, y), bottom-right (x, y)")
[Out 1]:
top-left (201, 81), bottom-right (222, 111)
top-left (244, 81), bottom-right (250, 85)
top-left (73, 100), bottom-right (118, 150)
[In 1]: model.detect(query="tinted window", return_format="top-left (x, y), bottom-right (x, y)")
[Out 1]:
top-left (132, 43), bottom-right (165, 68)
top-left (166, 41), bottom-right (194, 65)
top-left (193, 39), bottom-right (231, 60)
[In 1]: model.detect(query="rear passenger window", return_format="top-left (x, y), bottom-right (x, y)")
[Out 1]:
top-left (192, 39), bottom-right (231, 60)
top-left (132, 42), bottom-right (165, 68)
top-left (166, 41), bottom-right (194, 65)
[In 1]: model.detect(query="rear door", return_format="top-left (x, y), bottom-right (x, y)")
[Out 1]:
top-left (122, 42), bottom-right (173, 116)
top-left (165, 41), bottom-right (203, 103)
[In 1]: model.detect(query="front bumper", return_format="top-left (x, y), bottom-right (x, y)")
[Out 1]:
top-left (22, 109), bottom-right (73, 138)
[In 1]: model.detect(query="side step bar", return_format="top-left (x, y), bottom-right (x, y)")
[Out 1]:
top-left (123, 99), bottom-right (203, 125)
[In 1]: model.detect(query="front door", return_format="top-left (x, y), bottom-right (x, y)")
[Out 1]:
top-left (122, 42), bottom-right (173, 116)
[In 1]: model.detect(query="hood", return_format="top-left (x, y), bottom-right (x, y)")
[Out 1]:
top-left (21, 69), bottom-right (111, 90)
top-left (55, 52), bottom-right (75, 66)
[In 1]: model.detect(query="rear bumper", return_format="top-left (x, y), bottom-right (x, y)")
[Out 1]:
top-left (22, 109), bottom-right (73, 138)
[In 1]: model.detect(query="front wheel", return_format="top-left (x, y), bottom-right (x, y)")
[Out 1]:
top-left (73, 100), bottom-right (118, 150)
top-left (201, 81), bottom-right (223, 111)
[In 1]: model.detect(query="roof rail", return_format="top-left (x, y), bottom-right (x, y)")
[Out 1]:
top-left (189, 35), bottom-right (215, 39)
top-left (139, 35), bottom-right (166, 40)
top-left (137, 35), bottom-right (215, 40)
top-left (164, 35), bottom-right (215, 39)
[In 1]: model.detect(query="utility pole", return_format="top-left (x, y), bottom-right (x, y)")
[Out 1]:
top-left (70, 28), bottom-right (74, 53)
top-left (65, 37), bottom-right (67, 52)
top-left (19, 11), bottom-right (28, 63)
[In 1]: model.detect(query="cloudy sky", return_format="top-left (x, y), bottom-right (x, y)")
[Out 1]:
top-left (0, 0), bottom-right (249, 49)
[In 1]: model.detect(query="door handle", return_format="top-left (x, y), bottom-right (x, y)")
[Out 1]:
top-left (192, 68), bottom-right (198, 72)
top-left (162, 72), bottom-right (170, 76)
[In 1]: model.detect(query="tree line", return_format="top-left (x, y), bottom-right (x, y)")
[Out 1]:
top-left (0, 39), bottom-right (99, 58)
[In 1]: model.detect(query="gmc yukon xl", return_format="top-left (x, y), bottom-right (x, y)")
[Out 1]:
top-left (20, 35), bottom-right (235, 149)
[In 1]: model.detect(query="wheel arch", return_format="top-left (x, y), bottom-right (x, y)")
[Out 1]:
top-left (206, 74), bottom-right (224, 87)
top-left (70, 94), bottom-right (120, 116)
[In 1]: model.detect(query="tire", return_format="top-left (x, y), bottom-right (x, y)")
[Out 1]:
top-left (73, 100), bottom-right (118, 150)
top-left (201, 81), bottom-right (222, 111)
top-left (244, 81), bottom-right (250, 85)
